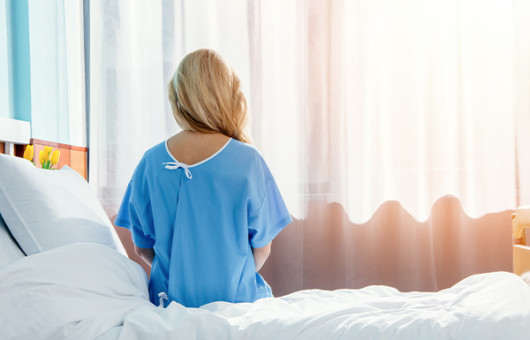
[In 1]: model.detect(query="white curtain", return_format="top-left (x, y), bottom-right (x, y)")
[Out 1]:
top-left (252, 0), bottom-right (530, 222)
top-left (90, 1), bottom-right (175, 213)
top-left (0, 0), bottom-right (86, 146)
top-left (89, 0), bottom-right (530, 223)
top-left (28, 0), bottom-right (86, 146)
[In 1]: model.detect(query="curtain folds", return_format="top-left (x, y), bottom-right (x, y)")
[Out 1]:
top-left (263, 0), bottom-right (529, 222)
top-left (90, 0), bottom-right (530, 292)
top-left (244, 0), bottom-right (530, 222)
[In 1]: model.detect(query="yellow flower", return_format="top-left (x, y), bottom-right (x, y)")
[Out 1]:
top-left (23, 145), bottom-right (34, 162)
top-left (38, 146), bottom-right (58, 169)
top-left (43, 146), bottom-right (53, 157)
top-left (39, 150), bottom-right (47, 166)
top-left (50, 150), bottom-right (60, 166)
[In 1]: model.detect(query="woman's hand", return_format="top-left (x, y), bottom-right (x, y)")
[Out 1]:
top-left (252, 242), bottom-right (271, 272)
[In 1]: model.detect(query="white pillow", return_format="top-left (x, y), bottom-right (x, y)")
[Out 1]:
top-left (0, 154), bottom-right (126, 256)
top-left (0, 214), bottom-right (25, 268)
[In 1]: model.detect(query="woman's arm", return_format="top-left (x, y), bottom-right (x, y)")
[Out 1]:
top-left (135, 246), bottom-right (155, 267)
top-left (252, 242), bottom-right (271, 272)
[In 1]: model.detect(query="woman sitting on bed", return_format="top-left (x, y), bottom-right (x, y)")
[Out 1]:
top-left (115, 49), bottom-right (291, 308)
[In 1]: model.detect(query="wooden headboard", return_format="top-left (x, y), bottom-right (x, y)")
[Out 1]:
top-left (0, 118), bottom-right (88, 179)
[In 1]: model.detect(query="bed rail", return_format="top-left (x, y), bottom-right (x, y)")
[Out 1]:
top-left (512, 206), bottom-right (530, 276)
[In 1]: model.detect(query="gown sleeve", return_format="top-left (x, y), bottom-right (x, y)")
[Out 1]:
top-left (115, 169), bottom-right (155, 249)
top-left (247, 157), bottom-right (292, 249)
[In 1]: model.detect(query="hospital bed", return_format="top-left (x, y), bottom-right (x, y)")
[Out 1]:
top-left (1, 118), bottom-right (530, 339)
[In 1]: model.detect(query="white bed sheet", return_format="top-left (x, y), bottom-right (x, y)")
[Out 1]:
top-left (0, 215), bottom-right (25, 268)
top-left (1, 243), bottom-right (529, 340)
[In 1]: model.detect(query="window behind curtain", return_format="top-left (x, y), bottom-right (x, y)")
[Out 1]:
top-left (0, 0), bottom-right (86, 148)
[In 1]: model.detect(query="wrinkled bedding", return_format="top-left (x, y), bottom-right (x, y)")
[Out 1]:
top-left (1, 243), bottom-right (530, 340)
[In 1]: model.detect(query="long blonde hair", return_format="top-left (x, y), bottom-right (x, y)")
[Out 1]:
top-left (168, 49), bottom-right (251, 144)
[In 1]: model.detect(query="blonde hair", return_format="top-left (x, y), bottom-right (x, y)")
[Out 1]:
top-left (168, 49), bottom-right (251, 144)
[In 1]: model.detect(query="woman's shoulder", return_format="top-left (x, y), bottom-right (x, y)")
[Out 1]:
top-left (229, 138), bottom-right (259, 153)
top-left (143, 141), bottom-right (168, 159)
top-left (224, 140), bottom-right (273, 178)
top-left (132, 141), bottom-right (168, 173)
top-left (225, 139), bottom-right (266, 164)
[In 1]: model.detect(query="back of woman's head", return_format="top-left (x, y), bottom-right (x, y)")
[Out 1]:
top-left (168, 49), bottom-right (250, 143)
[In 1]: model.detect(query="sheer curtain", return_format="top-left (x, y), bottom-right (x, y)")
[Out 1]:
top-left (89, 1), bottom-right (177, 213)
top-left (0, 0), bottom-right (86, 146)
top-left (28, 0), bottom-right (86, 146)
top-left (253, 0), bottom-right (530, 222)
top-left (90, 0), bottom-right (530, 293)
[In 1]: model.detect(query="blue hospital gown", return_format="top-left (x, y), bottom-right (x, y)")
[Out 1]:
top-left (115, 138), bottom-right (292, 308)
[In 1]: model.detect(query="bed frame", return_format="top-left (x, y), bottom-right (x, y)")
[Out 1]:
top-left (512, 206), bottom-right (530, 276)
